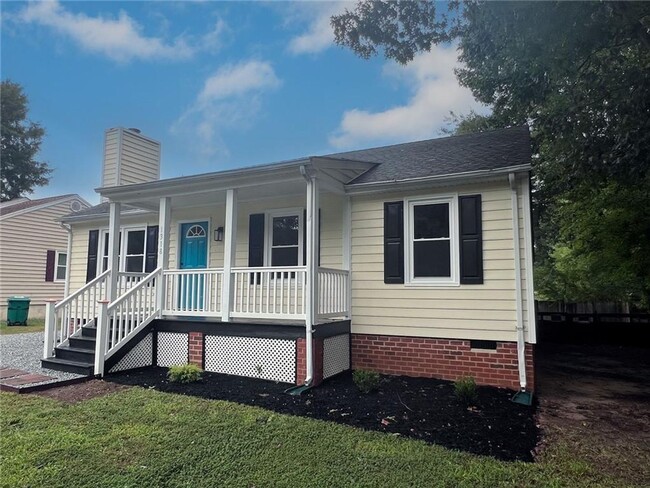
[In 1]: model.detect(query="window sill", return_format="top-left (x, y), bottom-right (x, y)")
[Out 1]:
top-left (403, 280), bottom-right (460, 288)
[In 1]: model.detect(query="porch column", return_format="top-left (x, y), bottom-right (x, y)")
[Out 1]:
top-left (342, 195), bottom-right (352, 318)
top-left (221, 189), bottom-right (238, 322)
top-left (106, 202), bottom-right (121, 301)
top-left (156, 197), bottom-right (171, 316)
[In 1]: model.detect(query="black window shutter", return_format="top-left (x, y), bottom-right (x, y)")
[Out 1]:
top-left (302, 209), bottom-right (322, 266)
top-left (45, 250), bottom-right (55, 282)
top-left (145, 225), bottom-right (159, 273)
top-left (248, 214), bottom-right (265, 267)
top-left (459, 195), bottom-right (484, 284)
top-left (86, 229), bottom-right (99, 282)
top-left (384, 201), bottom-right (404, 284)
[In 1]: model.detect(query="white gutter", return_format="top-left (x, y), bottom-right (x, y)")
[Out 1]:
top-left (345, 164), bottom-right (532, 194)
top-left (60, 222), bottom-right (73, 296)
top-left (300, 164), bottom-right (315, 386)
top-left (509, 173), bottom-right (527, 391)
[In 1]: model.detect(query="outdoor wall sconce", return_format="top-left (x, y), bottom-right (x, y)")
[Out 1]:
top-left (214, 226), bottom-right (224, 242)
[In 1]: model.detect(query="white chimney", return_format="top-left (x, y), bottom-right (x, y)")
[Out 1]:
top-left (101, 127), bottom-right (161, 201)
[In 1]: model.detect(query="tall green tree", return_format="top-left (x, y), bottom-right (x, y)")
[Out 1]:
top-left (1, 80), bottom-right (51, 201)
top-left (333, 1), bottom-right (650, 307)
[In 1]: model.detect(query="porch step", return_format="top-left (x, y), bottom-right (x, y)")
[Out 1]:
top-left (41, 357), bottom-right (94, 376)
top-left (81, 325), bottom-right (97, 338)
top-left (69, 335), bottom-right (96, 350)
top-left (54, 345), bottom-right (95, 363)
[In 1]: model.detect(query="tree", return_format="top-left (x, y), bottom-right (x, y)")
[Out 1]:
top-left (333, 1), bottom-right (650, 306)
top-left (1, 80), bottom-right (51, 201)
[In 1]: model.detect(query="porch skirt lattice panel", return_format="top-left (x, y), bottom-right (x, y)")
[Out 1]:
top-left (109, 333), bottom-right (153, 373)
top-left (157, 332), bottom-right (189, 367)
top-left (323, 334), bottom-right (350, 379)
top-left (204, 335), bottom-right (296, 384)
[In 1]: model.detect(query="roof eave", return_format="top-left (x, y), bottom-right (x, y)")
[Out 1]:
top-left (344, 164), bottom-right (531, 195)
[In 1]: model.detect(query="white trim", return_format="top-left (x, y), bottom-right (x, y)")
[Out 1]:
top-left (264, 207), bottom-right (304, 267)
top-left (345, 164), bottom-right (532, 195)
top-left (522, 177), bottom-right (537, 344)
top-left (0, 195), bottom-right (90, 221)
top-left (98, 224), bottom-right (149, 275)
top-left (176, 218), bottom-right (211, 270)
top-left (404, 194), bottom-right (459, 287)
top-left (54, 250), bottom-right (67, 282)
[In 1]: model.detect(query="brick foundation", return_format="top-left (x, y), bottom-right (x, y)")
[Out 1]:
top-left (351, 334), bottom-right (535, 391)
top-left (188, 332), bottom-right (204, 368)
top-left (295, 337), bottom-right (324, 386)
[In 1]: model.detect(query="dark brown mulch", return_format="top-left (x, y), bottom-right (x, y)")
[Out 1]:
top-left (107, 368), bottom-right (538, 462)
top-left (33, 380), bottom-right (130, 404)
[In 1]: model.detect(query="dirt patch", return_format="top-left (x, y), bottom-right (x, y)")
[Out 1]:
top-left (33, 380), bottom-right (130, 404)
top-left (536, 343), bottom-right (650, 485)
top-left (107, 368), bottom-right (537, 462)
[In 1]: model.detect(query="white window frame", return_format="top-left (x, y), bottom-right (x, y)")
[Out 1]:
top-left (264, 208), bottom-right (304, 267)
top-left (98, 225), bottom-right (148, 274)
top-left (405, 195), bottom-right (459, 286)
top-left (54, 251), bottom-right (67, 282)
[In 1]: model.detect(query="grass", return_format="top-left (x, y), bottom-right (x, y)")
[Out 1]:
top-left (0, 388), bottom-right (632, 488)
top-left (0, 318), bottom-right (44, 335)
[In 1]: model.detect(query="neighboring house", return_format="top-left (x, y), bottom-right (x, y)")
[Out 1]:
top-left (0, 194), bottom-right (91, 320)
top-left (43, 126), bottom-right (535, 395)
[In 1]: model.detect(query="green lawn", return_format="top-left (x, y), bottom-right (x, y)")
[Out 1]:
top-left (0, 388), bottom-right (629, 488)
top-left (0, 318), bottom-right (45, 335)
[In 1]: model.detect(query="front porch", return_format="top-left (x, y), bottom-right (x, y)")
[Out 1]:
top-left (44, 158), bottom-right (367, 383)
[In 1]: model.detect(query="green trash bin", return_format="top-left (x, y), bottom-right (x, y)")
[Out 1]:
top-left (7, 296), bottom-right (30, 326)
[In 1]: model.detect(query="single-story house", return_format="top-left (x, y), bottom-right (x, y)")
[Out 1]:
top-left (0, 194), bottom-right (90, 319)
top-left (42, 126), bottom-right (535, 394)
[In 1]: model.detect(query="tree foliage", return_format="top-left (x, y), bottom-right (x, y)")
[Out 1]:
top-left (333, 1), bottom-right (650, 306)
top-left (1, 80), bottom-right (50, 201)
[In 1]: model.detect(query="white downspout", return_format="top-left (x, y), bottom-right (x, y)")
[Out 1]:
top-left (300, 164), bottom-right (315, 386)
top-left (60, 222), bottom-right (73, 297)
top-left (509, 173), bottom-right (527, 391)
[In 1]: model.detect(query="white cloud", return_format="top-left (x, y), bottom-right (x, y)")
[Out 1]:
top-left (329, 45), bottom-right (489, 149)
top-left (287, 2), bottom-right (348, 55)
top-left (13, 1), bottom-right (228, 62)
top-left (173, 60), bottom-right (282, 160)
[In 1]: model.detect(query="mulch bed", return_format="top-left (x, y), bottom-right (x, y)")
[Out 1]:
top-left (107, 368), bottom-right (538, 461)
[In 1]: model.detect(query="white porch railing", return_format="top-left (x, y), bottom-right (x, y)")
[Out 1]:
top-left (162, 269), bottom-right (224, 316)
top-left (96, 268), bottom-right (161, 373)
top-left (117, 272), bottom-right (147, 296)
top-left (43, 269), bottom-right (110, 358)
top-left (317, 268), bottom-right (350, 319)
top-left (231, 267), bottom-right (307, 319)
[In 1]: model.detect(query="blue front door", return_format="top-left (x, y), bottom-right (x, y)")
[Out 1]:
top-left (179, 222), bottom-right (208, 309)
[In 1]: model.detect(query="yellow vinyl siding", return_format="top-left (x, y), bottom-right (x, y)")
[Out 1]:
top-left (349, 179), bottom-right (528, 343)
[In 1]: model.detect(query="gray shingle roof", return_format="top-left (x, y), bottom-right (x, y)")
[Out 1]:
top-left (324, 126), bottom-right (531, 185)
top-left (61, 202), bottom-right (147, 221)
top-left (0, 194), bottom-right (77, 217)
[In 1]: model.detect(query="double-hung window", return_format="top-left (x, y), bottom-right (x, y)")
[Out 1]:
top-left (407, 197), bottom-right (458, 285)
top-left (99, 228), bottom-right (147, 273)
top-left (267, 211), bottom-right (302, 267)
top-left (55, 252), bottom-right (67, 281)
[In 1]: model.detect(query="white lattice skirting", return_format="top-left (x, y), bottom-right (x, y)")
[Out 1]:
top-left (204, 335), bottom-right (296, 383)
top-left (157, 332), bottom-right (189, 367)
top-left (109, 333), bottom-right (153, 373)
top-left (323, 334), bottom-right (350, 379)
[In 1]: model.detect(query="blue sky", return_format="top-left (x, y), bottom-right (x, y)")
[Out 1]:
top-left (2, 1), bottom-right (485, 204)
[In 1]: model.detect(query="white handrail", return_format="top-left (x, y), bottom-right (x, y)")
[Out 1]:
top-left (54, 269), bottom-right (110, 311)
top-left (317, 267), bottom-right (350, 319)
top-left (95, 268), bottom-right (162, 375)
top-left (44, 270), bottom-right (111, 358)
top-left (162, 268), bottom-right (224, 317)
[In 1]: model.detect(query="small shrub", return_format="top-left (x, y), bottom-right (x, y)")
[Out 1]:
top-left (352, 369), bottom-right (380, 394)
top-left (167, 364), bottom-right (203, 384)
top-left (454, 376), bottom-right (478, 405)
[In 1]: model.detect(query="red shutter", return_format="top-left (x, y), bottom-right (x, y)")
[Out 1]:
top-left (45, 250), bottom-right (56, 282)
